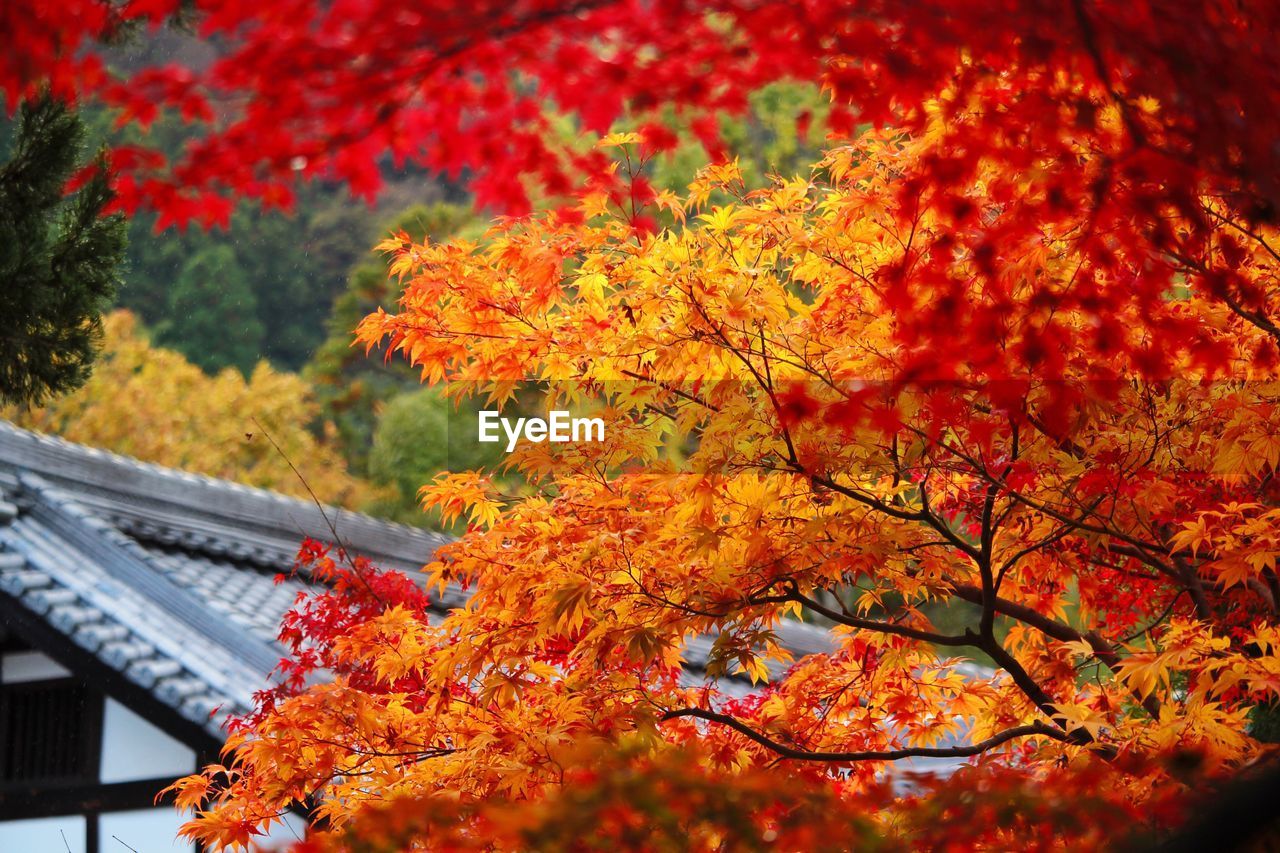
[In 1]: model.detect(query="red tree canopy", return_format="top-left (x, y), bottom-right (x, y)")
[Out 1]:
top-left (7, 0), bottom-right (1279, 223)
top-left (9, 1), bottom-right (1279, 386)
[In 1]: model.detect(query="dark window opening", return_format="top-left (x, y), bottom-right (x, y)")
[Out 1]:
top-left (0, 678), bottom-right (103, 786)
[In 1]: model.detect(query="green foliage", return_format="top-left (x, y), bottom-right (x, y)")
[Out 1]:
top-left (1248, 702), bottom-right (1280, 744)
top-left (71, 39), bottom-right (391, 376)
top-left (162, 245), bottom-right (265, 375)
top-left (118, 182), bottom-right (378, 373)
top-left (366, 387), bottom-right (506, 525)
top-left (648, 82), bottom-right (833, 192)
top-left (0, 95), bottom-right (126, 405)
top-left (307, 202), bottom-right (481, 474)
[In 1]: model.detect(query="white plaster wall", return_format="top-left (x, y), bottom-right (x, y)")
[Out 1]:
top-left (101, 808), bottom-right (194, 852)
top-left (0, 815), bottom-right (86, 852)
top-left (99, 699), bottom-right (195, 784)
top-left (1, 650), bottom-right (71, 683)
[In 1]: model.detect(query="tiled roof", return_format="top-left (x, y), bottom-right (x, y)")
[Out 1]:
top-left (144, 548), bottom-right (312, 646)
top-left (0, 421), bottom-right (841, 739)
top-left (0, 421), bottom-right (450, 738)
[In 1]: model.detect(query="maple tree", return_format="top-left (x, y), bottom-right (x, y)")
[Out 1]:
top-left (167, 2), bottom-right (1280, 844)
top-left (3, 0), bottom-right (1264, 848)
top-left (177, 138), bottom-right (1280, 847)
top-left (8, 0), bottom-right (1276, 402)
top-left (6, 0), bottom-right (1276, 227)
top-left (5, 0), bottom-right (1278, 412)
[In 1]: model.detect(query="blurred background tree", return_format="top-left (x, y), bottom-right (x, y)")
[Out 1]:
top-left (114, 178), bottom-right (417, 373)
top-left (4, 311), bottom-right (384, 510)
top-left (305, 203), bottom-right (482, 470)
top-left (365, 387), bottom-right (508, 525)
top-left (161, 244), bottom-right (264, 375)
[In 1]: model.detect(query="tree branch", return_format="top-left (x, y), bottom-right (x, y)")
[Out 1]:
top-left (784, 586), bottom-right (972, 647)
top-left (661, 708), bottom-right (1065, 762)
top-left (950, 584), bottom-right (1162, 719)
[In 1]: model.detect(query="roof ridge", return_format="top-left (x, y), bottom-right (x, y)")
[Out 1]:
top-left (0, 419), bottom-right (446, 550)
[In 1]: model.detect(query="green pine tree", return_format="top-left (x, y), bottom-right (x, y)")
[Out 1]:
top-left (0, 95), bottom-right (126, 406)
top-left (160, 245), bottom-right (265, 375)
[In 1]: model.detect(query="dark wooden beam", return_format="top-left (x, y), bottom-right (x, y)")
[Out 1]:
top-left (0, 777), bottom-right (179, 820)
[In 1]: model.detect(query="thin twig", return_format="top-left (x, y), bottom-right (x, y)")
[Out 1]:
top-left (250, 417), bottom-right (386, 605)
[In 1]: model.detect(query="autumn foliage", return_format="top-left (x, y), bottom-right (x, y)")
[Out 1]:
top-left (22, 0), bottom-right (1265, 849)
top-left (5, 311), bottom-right (379, 508)
top-left (4, 1), bottom-right (1279, 224)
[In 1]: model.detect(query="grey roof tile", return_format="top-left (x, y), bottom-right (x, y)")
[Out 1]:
top-left (102, 641), bottom-right (157, 669)
top-left (48, 604), bottom-right (104, 632)
top-left (183, 693), bottom-right (232, 721)
top-left (26, 587), bottom-right (79, 613)
top-left (156, 677), bottom-right (213, 705)
top-left (139, 547), bottom-right (309, 646)
top-left (73, 623), bottom-right (130, 651)
top-left (126, 658), bottom-right (184, 688)
top-left (0, 568), bottom-right (52, 594)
